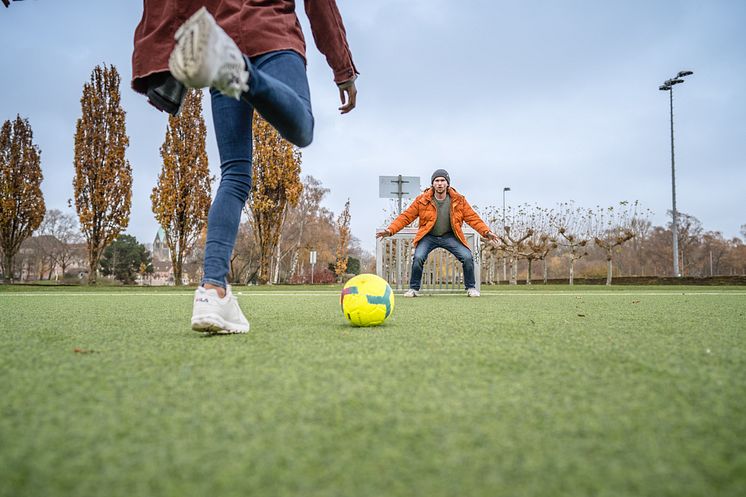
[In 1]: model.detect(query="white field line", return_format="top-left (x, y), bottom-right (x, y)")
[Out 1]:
top-left (1, 291), bottom-right (746, 298)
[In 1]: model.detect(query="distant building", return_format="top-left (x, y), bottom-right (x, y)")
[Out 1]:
top-left (139, 227), bottom-right (193, 286)
top-left (151, 227), bottom-right (170, 262)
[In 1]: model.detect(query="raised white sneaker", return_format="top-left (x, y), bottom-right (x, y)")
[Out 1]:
top-left (403, 289), bottom-right (420, 298)
top-left (466, 288), bottom-right (481, 297)
top-left (191, 285), bottom-right (250, 334)
top-left (168, 6), bottom-right (249, 99)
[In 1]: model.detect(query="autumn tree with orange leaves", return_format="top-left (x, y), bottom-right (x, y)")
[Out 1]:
top-left (151, 90), bottom-right (212, 286)
top-left (0, 116), bottom-right (45, 282)
top-left (73, 64), bottom-right (132, 284)
top-left (334, 199), bottom-right (351, 281)
top-left (249, 114), bottom-right (302, 284)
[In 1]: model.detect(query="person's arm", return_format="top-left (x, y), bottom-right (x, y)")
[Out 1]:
top-left (304, 0), bottom-right (359, 113)
top-left (377, 201), bottom-right (420, 238)
top-left (462, 201), bottom-right (499, 241)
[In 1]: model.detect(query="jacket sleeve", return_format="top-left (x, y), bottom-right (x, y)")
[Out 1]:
top-left (386, 199), bottom-right (421, 235)
top-left (304, 0), bottom-right (359, 84)
top-left (462, 201), bottom-right (491, 237)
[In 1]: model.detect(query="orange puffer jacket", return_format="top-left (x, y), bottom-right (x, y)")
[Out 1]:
top-left (386, 187), bottom-right (491, 247)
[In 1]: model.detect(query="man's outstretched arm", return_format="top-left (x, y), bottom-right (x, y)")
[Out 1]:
top-left (377, 200), bottom-right (420, 238)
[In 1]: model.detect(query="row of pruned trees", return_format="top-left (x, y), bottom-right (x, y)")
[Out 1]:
top-left (1, 63), bottom-right (360, 285)
top-left (482, 200), bottom-right (649, 285)
top-left (481, 201), bottom-right (746, 284)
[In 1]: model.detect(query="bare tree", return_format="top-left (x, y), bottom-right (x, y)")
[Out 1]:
top-left (553, 202), bottom-right (593, 285)
top-left (37, 209), bottom-right (84, 279)
top-left (670, 211), bottom-right (703, 276)
top-left (283, 176), bottom-right (329, 281)
top-left (334, 199), bottom-right (352, 281)
top-left (592, 201), bottom-right (648, 285)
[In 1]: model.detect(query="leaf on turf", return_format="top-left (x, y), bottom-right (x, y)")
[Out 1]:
top-left (73, 348), bottom-right (95, 354)
top-left (577, 314), bottom-right (586, 317)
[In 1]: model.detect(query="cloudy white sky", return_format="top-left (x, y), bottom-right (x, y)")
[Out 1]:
top-left (1, 1), bottom-right (744, 253)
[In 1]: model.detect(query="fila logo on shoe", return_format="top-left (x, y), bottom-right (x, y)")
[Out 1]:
top-left (195, 297), bottom-right (210, 303)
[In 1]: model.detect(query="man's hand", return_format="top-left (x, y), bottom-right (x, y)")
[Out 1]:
top-left (376, 229), bottom-right (391, 239)
top-left (338, 77), bottom-right (357, 114)
top-left (484, 231), bottom-right (500, 247)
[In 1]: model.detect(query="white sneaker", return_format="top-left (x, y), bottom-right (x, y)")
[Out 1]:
top-left (466, 288), bottom-right (481, 297)
top-left (168, 6), bottom-right (249, 99)
top-left (403, 289), bottom-right (420, 298)
top-left (191, 285), bottom-right (250, 334)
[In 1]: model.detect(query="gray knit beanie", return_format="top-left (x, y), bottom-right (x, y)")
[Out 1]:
top-left (431, 169), bottom-right (450, 185)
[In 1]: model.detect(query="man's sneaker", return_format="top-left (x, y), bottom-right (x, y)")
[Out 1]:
top-left (403, 289), bottom-right (420, 298)
top-left (466, 288), bottom-right (481, 297)
top-left (168, 6), bottom-right (249, 99)
top-left (191, 285), bottom-right (250, 334)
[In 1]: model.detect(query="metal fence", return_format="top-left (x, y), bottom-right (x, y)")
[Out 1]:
top-left (376, 227), bottom-right (481, 293)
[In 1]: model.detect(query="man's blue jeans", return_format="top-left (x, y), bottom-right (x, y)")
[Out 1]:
top-left (410, 233), bottom-right (476, 291)
top-left (202, 50), bottom-right (313, 288)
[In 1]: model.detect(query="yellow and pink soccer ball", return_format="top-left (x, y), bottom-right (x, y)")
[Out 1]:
top-left (340, 274), bottom-right (395, 327)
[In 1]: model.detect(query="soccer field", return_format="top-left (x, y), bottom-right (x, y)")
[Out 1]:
top-left (1, 285), bottom-right (745, 497)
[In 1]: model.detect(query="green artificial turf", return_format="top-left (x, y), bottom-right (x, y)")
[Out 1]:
top-left (1, 285), bottom-right (745, 497)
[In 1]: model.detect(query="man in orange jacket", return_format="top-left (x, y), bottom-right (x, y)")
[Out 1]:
top-left (377, 170), bottom-right (499, 297)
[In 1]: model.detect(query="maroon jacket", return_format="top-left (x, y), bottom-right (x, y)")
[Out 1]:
top-left (132, 0), bottom-right (358, 95)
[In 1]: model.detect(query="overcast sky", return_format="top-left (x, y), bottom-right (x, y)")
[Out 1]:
top-left (1, 0), bottom-right (744, 253)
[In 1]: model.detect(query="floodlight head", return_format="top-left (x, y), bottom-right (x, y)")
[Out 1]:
top-left (664, 79), bottom-right (684, 86)
top-left (659, 85), bottom-right (671, 91)
top-left (503, 187), bottom-right (511, 192)
top-left (677, 70), bottom-right (694, 77)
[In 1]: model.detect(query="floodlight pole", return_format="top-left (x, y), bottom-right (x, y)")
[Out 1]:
top-left (667, 87), bottom-right (681, 278)
top-left (659, 70), bottom-right (692, 277)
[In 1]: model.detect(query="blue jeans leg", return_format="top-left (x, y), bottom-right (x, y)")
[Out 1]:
top-left (439, 234), bottom-right (476, 290)
top-left (244, 51), bottom-right (314, 147)
top-left (201, 50), bottom-right (313, 288)
top-left (409, 235), bottom-right (437, 291)
top-left (409, 233), bottom-right (475, 291)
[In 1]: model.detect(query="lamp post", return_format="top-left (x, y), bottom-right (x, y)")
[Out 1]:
top-left (502, 187), bottom-right (510, 282)
top-left (659, 70), bottom-right (693, 277)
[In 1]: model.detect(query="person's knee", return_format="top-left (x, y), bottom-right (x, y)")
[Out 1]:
top-left (294, 115), bottom-right (314, 147)
top-left (282, 113), bottom-right (314, 148)
top-left (412, 253), bottom-right (427, 268)
top-left (456, 248), bottom-right (474, 267)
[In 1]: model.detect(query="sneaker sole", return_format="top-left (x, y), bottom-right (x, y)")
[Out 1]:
top-left (191, 314), bottom-right (249, 334)
top-left (170, 7), bottom-right (217, 88)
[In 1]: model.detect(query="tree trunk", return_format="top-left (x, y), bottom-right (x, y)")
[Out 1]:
top-left (509, 256), bottom-right (517, 285)
top-left (569, 257), bottom-right (575, 286)
top-left (2, 253), bottom-right (14, 283)
top-left (272, 232), bottom-right (283, 284)
top-left (88, 255), bottom-right (98, 285)
top-left (288, 251), bottom-right (299, 281)
top-left (606, 257), bottom-right (613, 286)
top-left (526, 258), bottom-right (533, 285)
top-left (172, 253), bottom-right (183, 286)
top-left (543, 258), bottom-right (548, 284)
